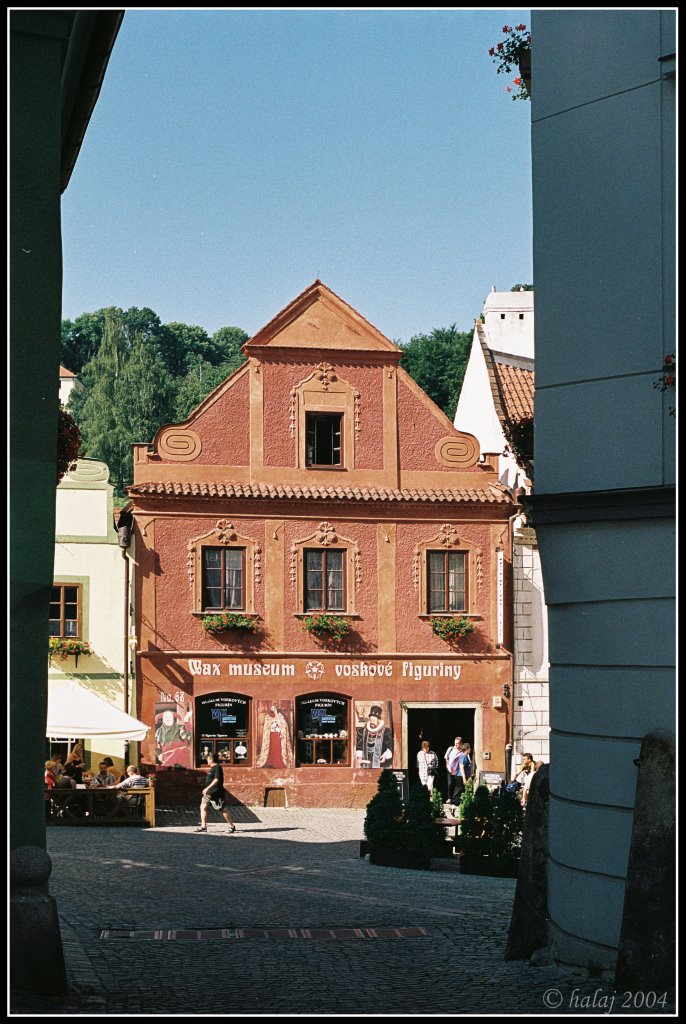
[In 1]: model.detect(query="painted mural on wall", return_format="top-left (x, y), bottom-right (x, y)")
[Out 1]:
top-left (154, 701), bottom-right (193, 768)
top-left (355, 701), bottom-right (394, 768)
top-left (255, 700), bottom-right (294, 768)
top-left (195, 692), bottom-right (250, 765)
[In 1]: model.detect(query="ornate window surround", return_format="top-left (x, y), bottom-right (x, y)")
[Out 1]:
top-left (290, 363), bottom-right (360, 470)
top-left (290, 521), bottom-right (361, 615)
top-left (187, 520), bottom-right (261, 614)
top-left (413, 525), bottom-right (482, 617)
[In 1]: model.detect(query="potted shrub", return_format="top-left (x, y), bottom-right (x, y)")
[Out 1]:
top-left (48, 637), bottom-right (92, 666)
top-left (430, 786), bottom-right (454, 858)
top-left (489, 788), bottom-right (524, 874)
top-left (201, 612), bottom-right (258, 636)
top-left (364, 773), bottom-right (431, 870)
top-left (301, 613), bottom-right (350, 643)
top-left (429, 615), bottom-right (475, 644)
top-left (455, 784), bottom-right (522, 877)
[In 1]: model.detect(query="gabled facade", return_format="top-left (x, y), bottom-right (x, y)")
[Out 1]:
top-left (455, 288), bottom-right (549, 772)
top-left (50, 459), bottom-right (133, 776)
top-left (129, 281), bottom-right (517, 806)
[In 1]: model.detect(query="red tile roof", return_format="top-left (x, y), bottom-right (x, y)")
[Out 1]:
top-left (129, 480), bottom-right (513, 505)
top-left (476, 325), bottom-right (534, 428)
top-left (59, 365), bottom-right (77, 378)
top-left (492, 361), bottom-right (534, 423)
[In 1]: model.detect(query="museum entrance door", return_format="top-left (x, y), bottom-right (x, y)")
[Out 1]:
top-left (406, 706), bottom-right (476, 800)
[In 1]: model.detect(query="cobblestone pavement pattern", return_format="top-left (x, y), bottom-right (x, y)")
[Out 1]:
top-left (12, 807), bottom-right (675, 1015)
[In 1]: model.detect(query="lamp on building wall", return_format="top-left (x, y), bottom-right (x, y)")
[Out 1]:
top-left (503, 683), bottom-right (511, 698)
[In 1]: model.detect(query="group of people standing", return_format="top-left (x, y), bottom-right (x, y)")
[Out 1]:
top-left (415, 735), bottom-right (472, 815)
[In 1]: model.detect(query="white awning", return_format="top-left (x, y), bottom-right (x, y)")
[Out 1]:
top-left (47, 679), bottom-right (149, 741)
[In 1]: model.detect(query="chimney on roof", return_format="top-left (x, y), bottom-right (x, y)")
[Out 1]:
top-left (491, 285), bottom-right (496, 292)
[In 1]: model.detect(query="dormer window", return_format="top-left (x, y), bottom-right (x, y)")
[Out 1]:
top-left (306, 413), bottom-right (342, 467)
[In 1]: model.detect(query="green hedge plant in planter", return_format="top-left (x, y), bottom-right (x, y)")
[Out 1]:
top-left (430, 786), bottom-right (453, 857)
top-left (429, 615), bottom-right (475, 644)
top-left (201, 612), bottom-right (258, 636)
top-left (455, 784), bottom-right (522, 877)
top-left (364, 774), bottom-right (434, 870)
top-left (301, 613), bottom-right (350, 643)
top-left (489, 788), bottom-right (524, 872)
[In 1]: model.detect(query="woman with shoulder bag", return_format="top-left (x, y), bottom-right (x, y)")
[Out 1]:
top-left (417, 740), bottom-right (439, 792)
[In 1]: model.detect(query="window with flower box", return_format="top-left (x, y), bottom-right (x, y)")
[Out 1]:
top-left (304, 548), bottom-right (346, 612)
top-left (427, 551), bottom-right (467, 613)
top-left (201, 547), bottom-right (246, 611)
top-left (49, 584), bottom-right (82, 638)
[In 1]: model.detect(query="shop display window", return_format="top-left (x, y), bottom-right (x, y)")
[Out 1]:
top-left (296, 694), bottom-right (350, 766)
top-left (195, 692), bottom-right (250, 766)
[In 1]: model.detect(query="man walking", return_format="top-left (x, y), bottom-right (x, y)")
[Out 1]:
top-left (195, 751), bottom-right (237, 834)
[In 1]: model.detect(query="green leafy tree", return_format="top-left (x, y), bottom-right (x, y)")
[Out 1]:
top-left (399, 325), bottom-right (472, 420)
top-left (174, 360), bottom-right (239, 421)
top-left (71, 311), bottom-right (129, 492)
top-left (364, 770), bottom-right (405, 849)
top-left (61, 307), bottom-right (120, 373)
top-left (510, 283), bottom-right (533, 291)
top-left (116, 337), bottom-right (177, 484)
top-left (209, 326), bottom-right (249, 367)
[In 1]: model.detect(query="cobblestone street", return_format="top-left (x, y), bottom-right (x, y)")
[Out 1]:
top-left (11, 807), bottom-right (674, 1016)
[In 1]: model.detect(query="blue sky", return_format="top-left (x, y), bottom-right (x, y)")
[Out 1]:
top-left (61, 8), bottom-right (532, 344)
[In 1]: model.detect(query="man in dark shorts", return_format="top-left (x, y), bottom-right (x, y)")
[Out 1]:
top-left (195, 751), bottom-right (236, 834)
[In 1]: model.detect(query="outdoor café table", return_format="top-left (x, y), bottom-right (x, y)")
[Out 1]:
top-left (46, 786), bottom-right (155, 827)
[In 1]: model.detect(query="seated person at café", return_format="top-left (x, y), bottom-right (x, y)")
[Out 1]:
top-left (108, 765), bottom-right (149, 811)
top-left (44, 760), bottom-right (58, 789)
top-left (55, 763), bottom-right (78, 789)
top-left (89, 761), bottom-right (117, 787)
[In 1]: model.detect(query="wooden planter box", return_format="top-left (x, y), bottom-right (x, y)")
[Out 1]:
top-left (459, 855), bottom-right (520, 878)
top-left (431, 840), bottom-right (456, 859)
top-left (368, 846), bottom-right (431, 870)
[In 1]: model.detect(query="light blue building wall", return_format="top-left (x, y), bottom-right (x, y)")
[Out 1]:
top-left (530, 10), bottom-right (675, 970)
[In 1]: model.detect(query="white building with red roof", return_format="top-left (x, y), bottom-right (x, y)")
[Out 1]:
top-left (454, 287), bottom-right (549, 771)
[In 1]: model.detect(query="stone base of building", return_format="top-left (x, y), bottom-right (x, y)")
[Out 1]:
top-left (153, 767), bottom-right (377, 809)
top-left (549, 921), bottom-right (617, 979)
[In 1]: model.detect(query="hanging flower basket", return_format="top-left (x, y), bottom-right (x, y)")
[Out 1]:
top-left (429, 615), bottom-right (475, 643)
top-left (201, 612), bottom-right (258, 635)
top-left (302, 614), bottom-right (350, 643)
top-left (489, 23), bottom-right (531, 100)
top-left (48, 637), bottom-right (92, 666)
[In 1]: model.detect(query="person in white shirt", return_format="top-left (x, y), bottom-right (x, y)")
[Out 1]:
top-left (416, 740), bottom-right (439, 792)
top-left (444, 736), bottom-right (462, 806)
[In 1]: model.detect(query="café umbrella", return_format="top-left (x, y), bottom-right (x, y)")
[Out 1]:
top-left (47, 679), bottom-right (149, 741)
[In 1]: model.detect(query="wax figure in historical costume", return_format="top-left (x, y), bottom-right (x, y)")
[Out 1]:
top-left (256, 703), bottom-right (293, 768)
top-left (154, 705), bottom-right (193, 768)
top-left (355, 705), bottom-right (393, 768)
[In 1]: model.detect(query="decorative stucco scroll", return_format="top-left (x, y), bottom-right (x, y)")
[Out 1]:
top-left (158, 426), bottom-right (202, 462)
top-left (434, 432), bottom-right (480, 469)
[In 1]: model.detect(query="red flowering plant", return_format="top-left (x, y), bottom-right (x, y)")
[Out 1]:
top-left (57, 407), bottom-right (81, 483)
top-left (489, 23), bottom-right (531, 100)
top-left (654, 353), bottom-right (676, 417)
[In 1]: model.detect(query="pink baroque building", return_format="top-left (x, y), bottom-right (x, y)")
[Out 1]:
top-left (128, 281), bottom-right (517, 807)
